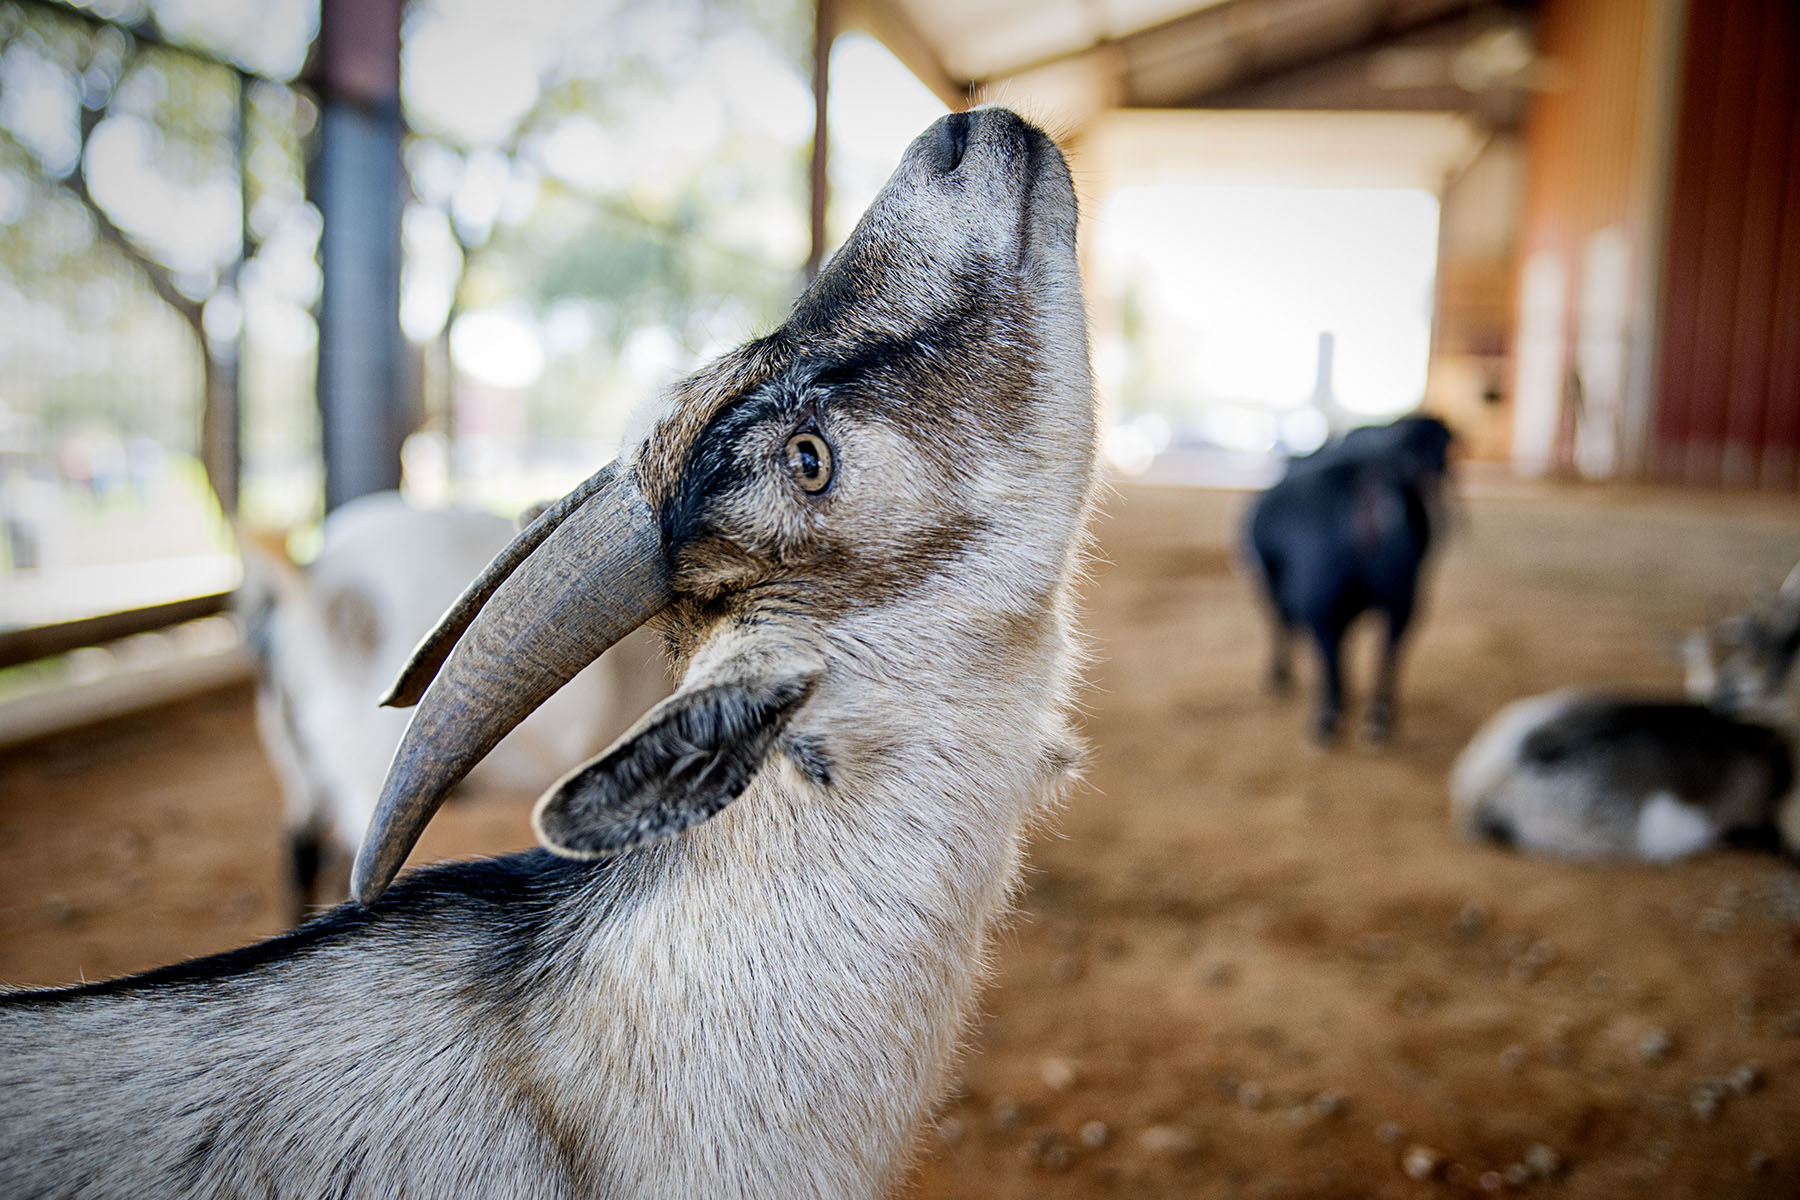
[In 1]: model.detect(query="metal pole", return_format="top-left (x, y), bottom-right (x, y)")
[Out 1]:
top-left (310, 0), bottom-right (407, 511)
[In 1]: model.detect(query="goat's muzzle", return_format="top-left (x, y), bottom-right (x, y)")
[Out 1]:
top-left (351, 465), bottom-right (672, 904)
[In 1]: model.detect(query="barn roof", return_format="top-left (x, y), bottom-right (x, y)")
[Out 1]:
top-left (846, 0), bottom-right (1538, 125)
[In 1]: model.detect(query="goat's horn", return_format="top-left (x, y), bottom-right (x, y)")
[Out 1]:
top-left (380, 461), bottom-right (624, 708)
top-left (352, 467), bottom-right (672, 905)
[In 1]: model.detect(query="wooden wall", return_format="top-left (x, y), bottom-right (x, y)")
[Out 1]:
top-left (1651, 0), bottom-right (1800, 488)
top-left (1510, 0), bottom-right (1660, 478)
top-left (1512, 0), bottom-right (1799, 489)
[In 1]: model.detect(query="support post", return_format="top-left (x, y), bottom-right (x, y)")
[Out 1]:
top-left (310, 0), bottom-right (408, 511)
top-left (805, 0), bottom-right (836, 281)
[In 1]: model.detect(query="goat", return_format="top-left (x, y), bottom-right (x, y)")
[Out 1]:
top-left (1244, 413), bottom-right (1454, 741)
top-left (0, 107), bottom-right (1097, 1200)
top-left (239, 492), bottom-right (669, 909)
top-left (1451, 567), bottom-right (1800, 863)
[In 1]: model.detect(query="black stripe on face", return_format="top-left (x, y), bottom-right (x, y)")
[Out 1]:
top-left (656, 307), bottom-right (1027, 594)
top-left (802, 297), bottom-right (1004, 396)
top-left (811, 303), bottom-right (1041, 453)
top-left (660, 387), bottom-right (802, 559)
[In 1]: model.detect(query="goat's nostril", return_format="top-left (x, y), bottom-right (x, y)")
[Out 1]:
top-left (939, 111), bottom-right (970, 173)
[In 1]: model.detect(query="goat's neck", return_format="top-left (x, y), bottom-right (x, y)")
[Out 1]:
top-left (535, 603), bottom-right (1072, 1197)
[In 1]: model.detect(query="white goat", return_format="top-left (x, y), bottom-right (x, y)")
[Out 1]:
top-left (240, 492), bottom-right (668, 906)
top-left (1451, 566), bottom-right (1800, 862)
top-left (0, 107), bottom-right (1097, 1199)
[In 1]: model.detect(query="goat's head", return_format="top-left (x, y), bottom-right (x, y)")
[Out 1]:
top-left (1703, 562), bottom-right (1800, 725)
top-left (352, 108), bottom-right (1095, 903)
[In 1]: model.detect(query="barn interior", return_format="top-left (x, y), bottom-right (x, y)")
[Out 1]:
top-left (2, 1), bottom-right (1799, 1197)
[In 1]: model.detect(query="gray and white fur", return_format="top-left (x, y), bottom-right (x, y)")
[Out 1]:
top-left (1451, 566), bottom-right (1800, 862)
top-left (240, 491), bottom-right (669, 908)
top-left (0, 108), bottom-right (1098, 1199)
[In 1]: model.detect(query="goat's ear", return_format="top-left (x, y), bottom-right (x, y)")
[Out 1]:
top-left (532, 668), bottom-right (821, 858)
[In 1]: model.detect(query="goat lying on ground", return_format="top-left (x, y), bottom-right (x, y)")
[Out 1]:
top-left (1451, 567), bottom-right (1800, 862)
top-left (0, 107), bottom-right (1098, 1200)
top-left (1244, 413), bottom-right (1454, 741)
top-left (240, 492), bottom-right (668, 909)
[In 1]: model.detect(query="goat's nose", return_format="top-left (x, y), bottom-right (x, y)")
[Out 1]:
top-left (931, 110), bottom-right (971, 174)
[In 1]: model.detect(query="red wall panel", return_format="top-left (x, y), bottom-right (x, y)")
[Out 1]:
top-left (1653, 0), bottom-right (1800, 487)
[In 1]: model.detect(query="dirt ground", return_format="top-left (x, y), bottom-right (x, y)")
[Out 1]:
top-left (4, 478), bottom-right (1800, 1199)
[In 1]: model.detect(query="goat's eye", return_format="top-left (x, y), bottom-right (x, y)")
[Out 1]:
top-left (784, 432), bottom-right (833, 494)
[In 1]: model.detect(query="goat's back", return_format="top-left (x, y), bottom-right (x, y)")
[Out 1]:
top-left (0, 852), bottom-right (613, 1199)
top-left (1451, 690), bottom-right (1793, 860)
top-left (1247, 457), bottom-right (1435, 624)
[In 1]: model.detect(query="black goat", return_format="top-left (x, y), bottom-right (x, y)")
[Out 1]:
top-left (1245, 414), bottom-right (1454, 741)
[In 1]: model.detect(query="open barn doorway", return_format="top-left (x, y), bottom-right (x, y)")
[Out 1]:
top-left (1078, 110), bottom-right (1483, 482)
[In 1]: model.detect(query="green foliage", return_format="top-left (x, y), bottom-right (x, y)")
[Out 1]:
top-left (0, 0), bottom-right (317, 527)
top-left (401, 0), bottom-right (815, 443)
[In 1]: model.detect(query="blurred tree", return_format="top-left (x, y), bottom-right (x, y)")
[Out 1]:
top-left (1, 2), bottom-right (246, 507)
top-left (0, 0), bottom-right (320, 524)
top-left (398, 0), bottom-right (815, 453)
top-left (4, 0), bottom-right (819, 515)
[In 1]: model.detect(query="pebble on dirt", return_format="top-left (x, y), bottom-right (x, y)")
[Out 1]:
top-left (1727, 1060), bottom-right (1763, 1094)
top-left (1139, 1125), bottom-right (1199, 1156)
top-left (1039, 1057), bottom-right (1079, 1091)
top-left (1636, 1028), bottom-right (1675, 1064)
top-left (1309, 1091), bottom-right (1347, 1119)
top-left (1523, 1143), bottom-right (1563, 1179)
top-left (1453, 902), bottom-right (1489, 939)
top-left (1690, 1080), bottom-right (1727, 1122)
top-left (1401, 1145), bottom-right (1443, 1180)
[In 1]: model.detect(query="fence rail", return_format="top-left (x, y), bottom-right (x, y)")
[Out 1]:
top-left (0, 591), bottom-right (231, 670)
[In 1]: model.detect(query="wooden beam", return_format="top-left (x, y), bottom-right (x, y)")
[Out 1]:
top-left (839, 0), bottom-right (971, 110)
top-left (0, 593), bottom-right (233, 670)
top-left (807, 0), bottom-right (837, 280)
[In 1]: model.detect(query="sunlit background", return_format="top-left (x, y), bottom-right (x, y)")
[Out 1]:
top-left (1092, 183), bottom-right (1439, 470)
top-left (22, 0), bottom-right (1795, 721)
top-left (0, 0), bottom-right (1477, 657)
